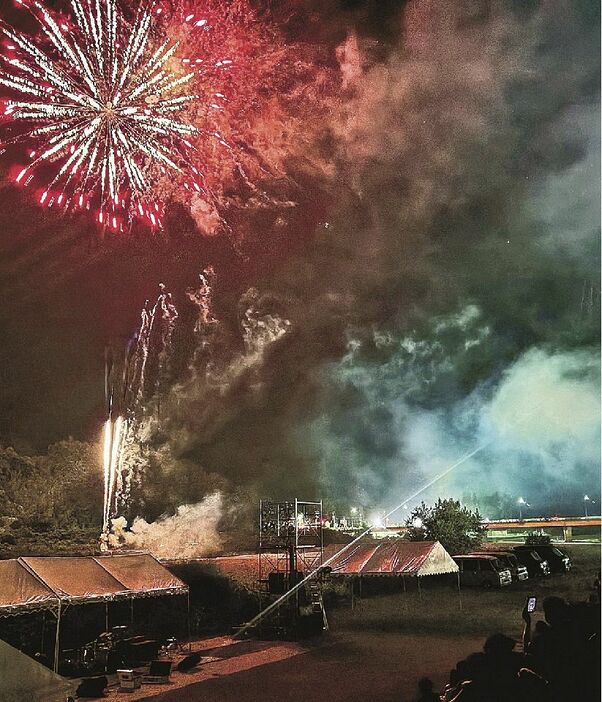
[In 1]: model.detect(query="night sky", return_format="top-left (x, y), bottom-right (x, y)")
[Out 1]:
top-left (0, 0), bottom-right (599, 521)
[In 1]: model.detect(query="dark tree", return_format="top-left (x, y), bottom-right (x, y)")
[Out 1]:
top-left (405, 498), bottom-right (486, 554)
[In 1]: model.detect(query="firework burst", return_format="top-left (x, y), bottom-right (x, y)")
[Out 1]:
top-left (0, 0), bottom-right (203, 230)
top-left (1, 0), bottom-right (335, 239)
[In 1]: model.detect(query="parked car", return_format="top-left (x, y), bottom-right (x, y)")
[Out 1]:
top-left (512, 547), bottom-right (551, 577)
top-left (520, 544), bottom-right (571, 574)
top-left (453, 555), bottom-right (513, 588)
top-left (471, 551), bottom-right (529, 583)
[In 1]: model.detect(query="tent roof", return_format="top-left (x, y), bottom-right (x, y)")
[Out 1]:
top-left (0, 639), bottom-right (76, 702)
top-left (95, 553), bottom-right (187, 595)
top-left (323, 540), bottom-right (459, 577)
top-left (21, 557), bottom-right (130, 602)
top-left (0, 553), bottom-right (188, 614)
top-left (0, 559), bottom-right (58, 613)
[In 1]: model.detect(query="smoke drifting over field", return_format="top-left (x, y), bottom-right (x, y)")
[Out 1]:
top-left (0, 0), bottom-right (599, 547)
top-left (118, 1), bottom-right (598, 535)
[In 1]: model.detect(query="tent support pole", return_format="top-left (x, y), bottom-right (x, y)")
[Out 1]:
top-left (105, 602), bottom-right (109, 632)
top-left (41, 610), bottom-right (46, 654)
top-left (402, 575), bottom-right (406, 593)
top-left (417, 576), bottom-right (422, 600)
top-left (130, 596), bottom-right (134, 625)
top-left (53, 601), bottom-right (62, 673)
top-left (350, 579), bottom-right (355, 610)
top-left (187, 591), bottom-right (191, 651)
top-left (456, 572), bottom-right (462, 610)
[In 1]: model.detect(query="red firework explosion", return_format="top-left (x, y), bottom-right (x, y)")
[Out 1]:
top-left (0, 0), bottom-right (331, 234)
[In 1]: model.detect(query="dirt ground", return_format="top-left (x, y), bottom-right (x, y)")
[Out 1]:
top-left (105, 631), bottom-right (482, 702)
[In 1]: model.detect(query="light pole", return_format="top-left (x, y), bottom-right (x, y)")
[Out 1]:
top-left (517, 497), bottom-right (527, 520)
top-left (350, 507), bottom-right (358, 528)
top-left (584, 495), bottom-right (590, 518)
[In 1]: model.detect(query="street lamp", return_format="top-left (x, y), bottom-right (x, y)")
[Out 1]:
top-left (517, 497), bottom-right (528, 520)
top-left (584, 495), bottom-right (590, 518)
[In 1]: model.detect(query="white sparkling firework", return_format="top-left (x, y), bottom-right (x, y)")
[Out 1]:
top-left (0, 0), bottom-right (200, 229)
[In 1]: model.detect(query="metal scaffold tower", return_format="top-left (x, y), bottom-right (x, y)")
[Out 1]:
top-left (257, 499), bottom-right (327, 637)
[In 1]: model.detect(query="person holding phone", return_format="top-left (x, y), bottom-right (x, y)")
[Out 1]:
top-left (522, 595), bottom-right (579, 700)
top-left (521, 596), bottom-right (537, 649)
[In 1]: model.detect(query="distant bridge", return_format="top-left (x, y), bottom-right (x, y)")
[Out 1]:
top-left (373, 516), bottom-right (600, 542)
top-left (482, 516), bottom-right (601, 541)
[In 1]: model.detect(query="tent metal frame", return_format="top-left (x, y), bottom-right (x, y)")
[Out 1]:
top-left (0, 555), bottom-right (189, 672)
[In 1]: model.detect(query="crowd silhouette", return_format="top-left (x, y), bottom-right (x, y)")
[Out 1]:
top-left (415, 577), bottom-right (601, 702)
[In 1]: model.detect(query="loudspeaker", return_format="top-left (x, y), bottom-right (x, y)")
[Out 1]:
top-left (176, 652), bottom-right (202, 672)
top-left (290, 570), bottom-right (304, 586)
top-left (125, 639), bottom-right (160, 663)
top-left (148, 660), bottom-right (173, 677)
top-left (76, 676), bottom-right (108, 698)
top-left (268, 571), bottom-right (285, 594)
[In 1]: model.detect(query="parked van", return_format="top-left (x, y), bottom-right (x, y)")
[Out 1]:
top-left (517, 544), bottom-right (570, 574)
top-left (512, 547), bottom-right (551, 577)
top-left (471, 551), bottom-right (529, 582)
top-left (452, 555), bottom-right (512, 588)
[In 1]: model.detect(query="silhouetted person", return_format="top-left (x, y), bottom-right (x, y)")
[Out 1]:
top-left (444, 655), bottom-right (493, 702)
top-left (523, 596), bottom-right (578, 700)
top-left (516, 667), bottom-right (549, 702)
top-left (480, 633), bottom-right (525, 700)
top-left (415, 677), bottom-right (439, 702)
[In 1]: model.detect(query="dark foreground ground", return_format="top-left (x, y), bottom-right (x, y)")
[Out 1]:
top-left (143, 632), bottom-right (482, 702)
top-left (92, 544), bottom-right (600, 702)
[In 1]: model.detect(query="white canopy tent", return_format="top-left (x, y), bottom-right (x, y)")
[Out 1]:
top-left (0, 638), bottom-right (75, 702)
top-left (0, 553), bottom-right (188, 671)
top-left (322, 539), bottom-right (461, 600)
top-left (323, 540), bottom-right (459, 577)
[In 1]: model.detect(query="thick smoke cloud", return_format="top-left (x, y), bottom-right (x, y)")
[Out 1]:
top-left (1, 0), bottom-right (598, 549)
top-left (322, 324), bottom-right (600, 516)
top-left (109, 492), bottom-right (225, 558)
top-left (258, 1), bottom-right (599, 511)
top-left (121, 0), bottom-right (599, 535)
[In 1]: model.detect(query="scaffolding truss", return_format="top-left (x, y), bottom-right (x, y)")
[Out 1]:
top-left (255, 499), bottom-right (327, 635)
top-left (258, 499), bottom-right (323, 586)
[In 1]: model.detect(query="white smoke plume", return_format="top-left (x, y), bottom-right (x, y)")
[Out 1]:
top-left (401, 346), bottom-right (601, 512)
top-left (108, 492), bottom-right (225, 559)
top-left (309, 293), bottom-right (600, 516)
top-left (240, 289), bottom-right (291, 360)
top-left (489, 348), bottom-right (600, 450)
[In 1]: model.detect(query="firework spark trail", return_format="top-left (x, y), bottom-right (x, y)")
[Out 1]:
top-left (0, 0), bottom-right (201, 229)
top-left (107, 414), bottom-right (123, 522)
top-left (103, 282), bottom-right (179, 519)
top-left (102, 418), bottom-right (112, 533)
top-left (132, 284), bottom-right (178, 402)
top-left (132, 300), bottom-right (153, 407)
top-left (157, 283), bottom-right (179, 359)
top-left (186, 265), bottom-right (217, 332)
top-left (234, 401), bottom-right (545, 638)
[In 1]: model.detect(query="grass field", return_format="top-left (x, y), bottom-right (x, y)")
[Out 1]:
top-left (328, 544), bottom-right (600, 641)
